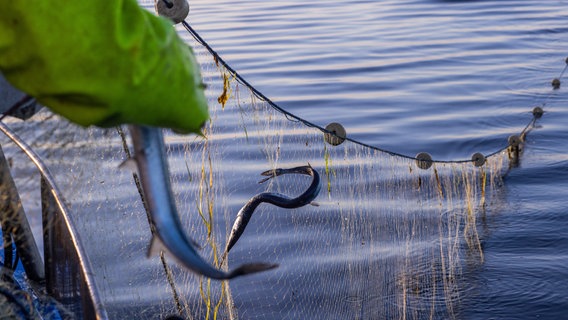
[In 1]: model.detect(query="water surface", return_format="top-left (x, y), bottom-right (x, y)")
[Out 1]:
top-left (4, 1), bottom-right (568, 319)
top-left (178, 1), bottom-right (568, 318)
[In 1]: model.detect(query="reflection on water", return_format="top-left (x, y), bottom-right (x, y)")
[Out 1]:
top-left (1, 0), bottom-right (568, 319)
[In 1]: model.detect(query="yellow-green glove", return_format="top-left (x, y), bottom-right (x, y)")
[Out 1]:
top-left (0, 0), bottom-right (208, 134)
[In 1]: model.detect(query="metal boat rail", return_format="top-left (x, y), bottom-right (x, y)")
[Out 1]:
top-left (0, 121), bottom-right (108, 319)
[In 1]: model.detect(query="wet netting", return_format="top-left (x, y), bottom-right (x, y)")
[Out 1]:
top-left (0, 12), bottom-right (566, 320)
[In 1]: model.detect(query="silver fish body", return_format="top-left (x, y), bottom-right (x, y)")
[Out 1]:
top-left (129, 125), bottom-right (277, 279)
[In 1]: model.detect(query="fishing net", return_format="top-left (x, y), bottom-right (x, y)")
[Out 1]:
top-left (0, 4), bottom-right (565, 320)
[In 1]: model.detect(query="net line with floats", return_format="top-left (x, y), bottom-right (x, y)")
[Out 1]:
top-left (181, 20), bottom-right (567, 169)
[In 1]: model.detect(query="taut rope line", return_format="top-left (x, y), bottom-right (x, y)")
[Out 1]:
top-left (182, 21), bottom-right (567, 166)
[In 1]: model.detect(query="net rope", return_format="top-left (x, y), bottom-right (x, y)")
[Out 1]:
top-left (181, 21), bottom-right (567, 164)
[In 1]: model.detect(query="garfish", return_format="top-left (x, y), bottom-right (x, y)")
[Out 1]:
top-left (129, 125), bottom-right (277, 279)
top-left (223, 165), bottom-right (321, 259)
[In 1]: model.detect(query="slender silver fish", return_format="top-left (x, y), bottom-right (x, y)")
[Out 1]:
top-left (223, 165), bottom-right (321, 258)
top-left (129, 125), bottom-right (277, 279)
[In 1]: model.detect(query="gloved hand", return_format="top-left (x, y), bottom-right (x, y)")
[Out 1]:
top-left (0, 0), bottom-right (208, 134)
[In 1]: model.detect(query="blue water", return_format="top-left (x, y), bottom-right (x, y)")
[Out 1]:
top-left (2, 1), bottom-right (567, 319)
top-left (181, 1), bottom-right (568, 319)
